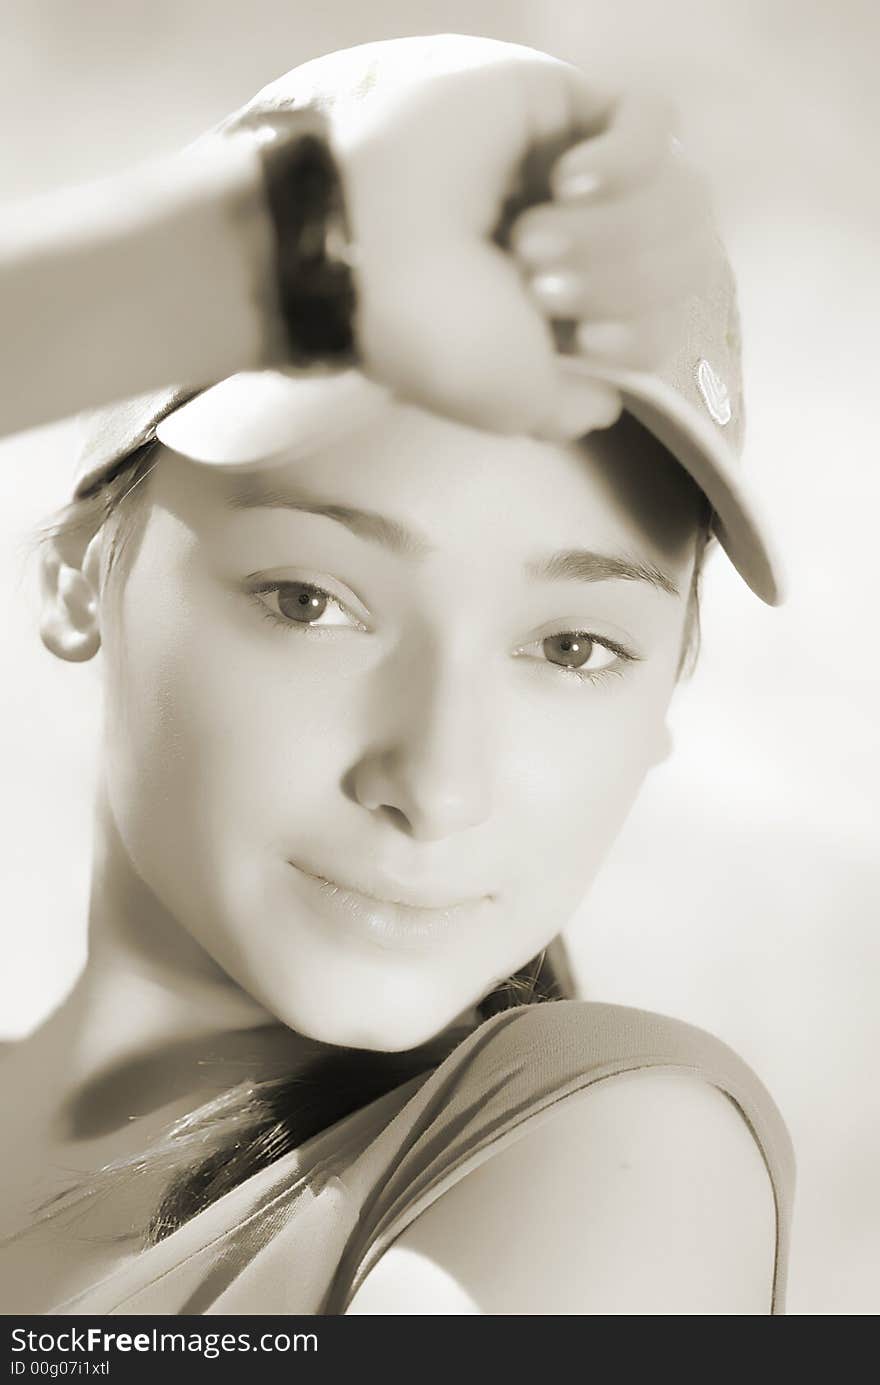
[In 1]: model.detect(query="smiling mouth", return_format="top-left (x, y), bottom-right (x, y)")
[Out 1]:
top-left (290, 861), bottom-right (489, 911)
top-left (286, 860), bottom-right (493, 950)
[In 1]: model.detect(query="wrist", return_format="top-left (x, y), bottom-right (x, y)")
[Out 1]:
top-left (246, 107), bottom-right (360, 369)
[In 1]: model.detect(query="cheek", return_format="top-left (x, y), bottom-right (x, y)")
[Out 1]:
top-left (98, 540), bottom-right (363, 926)
top-left (103, 607), bottom-right (352, 839)
top-left (503, 671), bottom-right (674, 914)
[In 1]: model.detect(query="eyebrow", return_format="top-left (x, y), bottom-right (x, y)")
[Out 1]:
top-left (524, 549), bottom-right (680, 598)
top-left (224, 477), bottom-right (680, 598)
top-left (223, 476), bottom-right (432, 558)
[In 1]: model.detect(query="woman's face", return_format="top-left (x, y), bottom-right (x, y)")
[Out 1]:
top-left (96, 401), bottom-right (703, 1050)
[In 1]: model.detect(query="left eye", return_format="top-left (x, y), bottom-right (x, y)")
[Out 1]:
top-left (541, 632), bottom-right (614, 670)
top-left (514, 631), bottom-right (631, 675)
top-left (251, 581), bottom-right (366, 631)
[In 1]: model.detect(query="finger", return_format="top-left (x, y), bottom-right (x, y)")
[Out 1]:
top-left (575, 300), bottom-right (691, 371)
top-left (557, 62), bottom-right (620, 139)
top-left (549, 89), bottom-right (679, 201)
top-left (520, 55), bottom-right (615, 145)
top-left (511, 162), bottom-right (709, 268)
top-left (531, 373), bottom-right (623, 443)
top-left (525, 230), bottom-right (718, 319)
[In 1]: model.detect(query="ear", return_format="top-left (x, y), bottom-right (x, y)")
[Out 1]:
top-left (38, 526), bottom-right (105, 663)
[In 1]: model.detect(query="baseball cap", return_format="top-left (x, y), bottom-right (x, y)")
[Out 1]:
top-left (72, 34), bottom-right (786, 607)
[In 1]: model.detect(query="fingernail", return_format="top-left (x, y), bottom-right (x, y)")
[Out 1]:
top-left (516, 227), bottom-right (571, 264)
top-left (555, 169), bottom-right (602, 201)
top-left (531, 271), bottom-right (580, 310)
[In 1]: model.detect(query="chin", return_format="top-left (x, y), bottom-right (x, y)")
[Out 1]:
top-left (262, 974), bottom-right (478, 1056)
top-left (216, 874), bottom-right (500, 1052)
top-left (317, 1007), bottom-right (465, 1055)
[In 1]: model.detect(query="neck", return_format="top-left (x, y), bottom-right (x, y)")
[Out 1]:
top-left (43, 778), bottom-right (304, 1144)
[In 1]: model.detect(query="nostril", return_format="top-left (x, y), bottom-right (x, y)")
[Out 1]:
top-left (376, 803), bottom-right (412, 833)
top-left (348, 747), bottom-right (491, 840)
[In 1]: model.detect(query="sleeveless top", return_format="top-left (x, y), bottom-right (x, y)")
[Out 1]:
top-left (45, 999), bottom-right (796, 1316)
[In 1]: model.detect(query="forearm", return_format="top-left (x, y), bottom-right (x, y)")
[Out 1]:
top-left (0, 136), bottom-right (290, 437)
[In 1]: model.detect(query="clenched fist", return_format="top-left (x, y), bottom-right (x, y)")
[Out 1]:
top-left (319, 35), bottom-right (716, 442)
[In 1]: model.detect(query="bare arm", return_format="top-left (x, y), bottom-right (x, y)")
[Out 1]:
top-left (0, 137), bottom-right (291, 438)
top-left (0, 68), bottom-right (716, 450)
top-left (345, 1068), bottom-right (777, 1315)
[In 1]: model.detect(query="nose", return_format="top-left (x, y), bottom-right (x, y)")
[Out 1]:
top-left (350, 647), bottom-right (494, 842)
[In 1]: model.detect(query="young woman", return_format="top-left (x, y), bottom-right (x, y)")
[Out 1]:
top-left (0, 34), bottom-right (794, 1316)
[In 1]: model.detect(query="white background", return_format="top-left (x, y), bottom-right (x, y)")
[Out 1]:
top-left (0, 0), bottom-right (877, 1314)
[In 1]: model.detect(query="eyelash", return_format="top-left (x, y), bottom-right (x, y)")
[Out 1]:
top-left (249, 581), bottom-right (367, 634)
top-left (248, 582), bottom-right (640, 687)
top-left (513, 633), bottom-right (639, 689)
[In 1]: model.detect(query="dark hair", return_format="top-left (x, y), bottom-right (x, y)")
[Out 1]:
top-left (24, 435), bottom-right (715, 1250)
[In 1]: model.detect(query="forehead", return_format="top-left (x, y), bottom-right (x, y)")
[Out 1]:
top-left (150, 399), bottom-right (704, 572)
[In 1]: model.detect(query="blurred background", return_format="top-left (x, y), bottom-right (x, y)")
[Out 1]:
top-left (0, 0), bottom-right (877, 1315)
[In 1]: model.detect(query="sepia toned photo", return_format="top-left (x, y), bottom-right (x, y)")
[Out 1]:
top-left (0, 2), bottom-right (876, 1326)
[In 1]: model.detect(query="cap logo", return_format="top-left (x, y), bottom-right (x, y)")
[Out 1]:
top-left (696, 358), bottom-right (732, 426)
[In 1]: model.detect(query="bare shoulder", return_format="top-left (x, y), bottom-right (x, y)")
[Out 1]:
top-left (345, 1067), bottom-right (777, 1315)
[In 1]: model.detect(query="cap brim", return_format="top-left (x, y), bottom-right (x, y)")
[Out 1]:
top-left (560, 358), bottom-right (787, 606)
top-left (155, 368), bottom-right (393, 465)
top-left (154, 361), bottom-right (786, 607)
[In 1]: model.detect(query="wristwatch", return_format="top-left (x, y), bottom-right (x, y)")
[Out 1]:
top-left (236, 106), bottom-right (360, 369)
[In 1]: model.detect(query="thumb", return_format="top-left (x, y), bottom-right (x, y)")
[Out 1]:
top-left (531, 368), bottom-right (623, 444)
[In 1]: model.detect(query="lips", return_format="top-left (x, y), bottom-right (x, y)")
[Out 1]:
top-left (289, 860), bottom-right (492, 912)
top-left (285, 858), bottom-right (493, 952)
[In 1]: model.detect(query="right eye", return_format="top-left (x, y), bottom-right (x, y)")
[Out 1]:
top-left (250, 580), bottom-right (367, 632)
